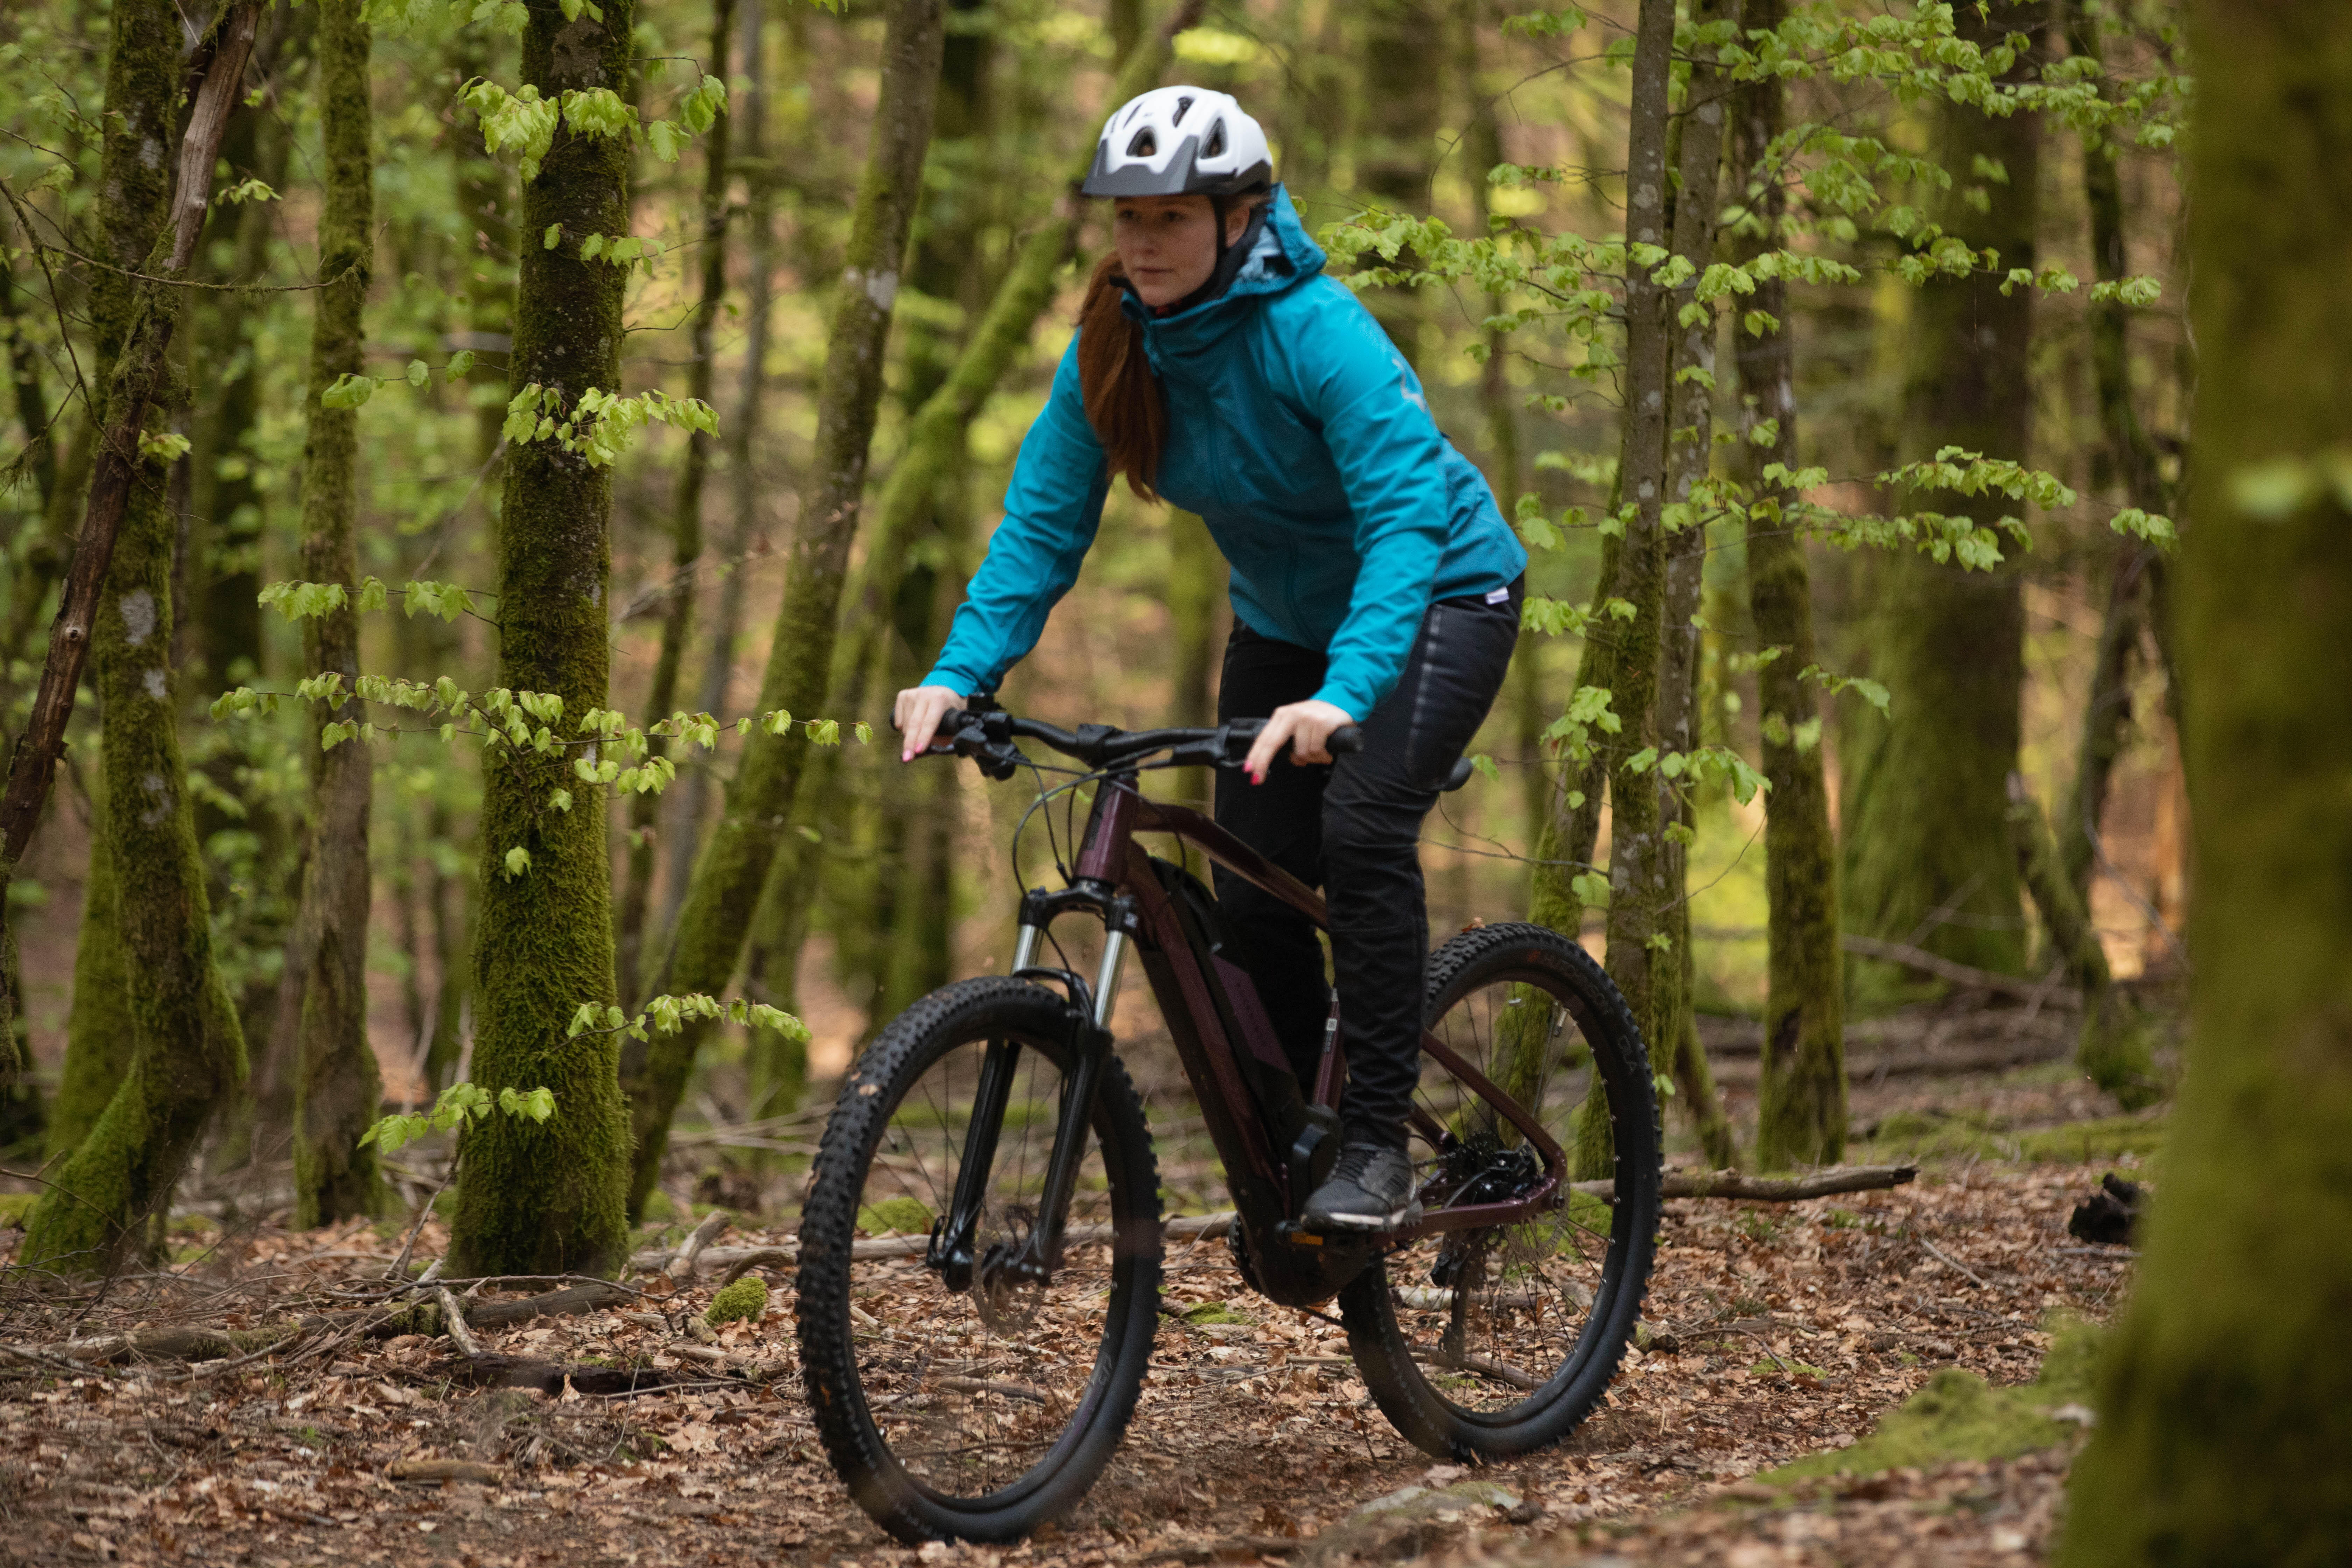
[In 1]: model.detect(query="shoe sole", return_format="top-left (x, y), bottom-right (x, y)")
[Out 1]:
top-left (1304, 1201), bottom-right (1422, 1233)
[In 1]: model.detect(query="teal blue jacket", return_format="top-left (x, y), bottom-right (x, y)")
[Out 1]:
top-left (923, 187), bottom-right (1526, 721)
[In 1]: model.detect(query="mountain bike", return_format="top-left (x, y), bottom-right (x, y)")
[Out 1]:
top-left (796, 707), bottom-right (1661, 1543)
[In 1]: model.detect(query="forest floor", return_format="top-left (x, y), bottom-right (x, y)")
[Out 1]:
top-left (0, 1041), bottom-right (2154, 1568)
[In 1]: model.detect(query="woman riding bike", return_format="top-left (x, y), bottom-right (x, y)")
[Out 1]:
top-left (895, 86), bottom-right (1526, 1233)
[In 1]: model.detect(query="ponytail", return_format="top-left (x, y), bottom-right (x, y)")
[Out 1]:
top-left (1077, 253), bottom-right (1166, 500)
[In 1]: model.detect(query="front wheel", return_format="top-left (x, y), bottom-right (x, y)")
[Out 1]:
top-left (1339, 922), bottom-right (1662, 1459)
top-left (797, 978), bottom-right (1163, 1542)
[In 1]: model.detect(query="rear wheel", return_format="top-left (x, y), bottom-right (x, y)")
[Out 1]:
top-left (1339, 922), bottom-right (1661, 1458)
top-left (797, 979), bottom-right (1162, 1542)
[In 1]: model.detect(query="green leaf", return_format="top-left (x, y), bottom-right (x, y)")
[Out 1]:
top-left (504, 845), bottom-right (531, 878)
top-left (1469, 752), bottom-right (1501, 783)
top-left (406, 359), bottom-right (430, 388)
top-left (544, 224), bottom-right (562, 250)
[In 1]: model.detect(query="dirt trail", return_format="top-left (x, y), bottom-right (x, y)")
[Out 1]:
top-left (0, 1154), bottom-right (2137, 1568)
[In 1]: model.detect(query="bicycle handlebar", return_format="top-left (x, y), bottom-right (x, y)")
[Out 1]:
top-left (915, 707), bottom-right (1362, 780)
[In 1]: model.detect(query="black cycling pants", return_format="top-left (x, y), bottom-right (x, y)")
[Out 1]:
top-left (1211, 579), bottom-right (1522, 1152)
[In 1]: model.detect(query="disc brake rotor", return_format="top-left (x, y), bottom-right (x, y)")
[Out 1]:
top-left (970, 1204), bottom-right (1046, 1332)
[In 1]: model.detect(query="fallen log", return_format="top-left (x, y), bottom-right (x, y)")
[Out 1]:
top-left (1839, 936), bottom-right (2080, 1008)
top-left (1574, 1164), bottom-right (1918, 1205)
top-left (420, 1352), bottom-right (737, 1397)
top-left (6, 1280), bottom-right (634, 1368)
top-left (1709, 1035), bottom-right (2072, 1085)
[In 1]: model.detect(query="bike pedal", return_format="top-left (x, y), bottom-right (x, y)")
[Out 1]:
top-left (1273, 1220), bottom-right (1326, 1248)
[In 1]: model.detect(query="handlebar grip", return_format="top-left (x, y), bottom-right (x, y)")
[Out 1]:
top-left (1327, 724), bottom-right (1364, 757)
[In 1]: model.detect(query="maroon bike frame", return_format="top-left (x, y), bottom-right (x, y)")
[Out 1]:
top-left (1062, 776), bottom-right (1566, 1249)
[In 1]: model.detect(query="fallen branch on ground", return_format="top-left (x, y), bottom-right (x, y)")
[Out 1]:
top-left (1575, 1165), bottom-right (1917, 1204)
top-left (1840, 936), bottom-right (2081, 1008)
top-left (667, 1210), bottom-right (730, 1281)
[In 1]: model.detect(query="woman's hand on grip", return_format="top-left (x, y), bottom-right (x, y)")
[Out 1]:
top-left (895, 685), bottom-right (968, 761)
top-left (1243, 698), bottom-right (1356, 783)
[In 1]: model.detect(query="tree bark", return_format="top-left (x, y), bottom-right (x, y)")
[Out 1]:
top-left (615, 0), bottom-right (734, 1010)
top-left (2058, 3), bottom-right (2352, 1553)
top-left (2005, 775), bottom-right (2156, 1108)
top-left (1653, 0), bottom-right (1737, 1171)
top-left (1734, 0), bottom-right (1844, 1170)
top-left (726, 0), bottom-right (1208, 1129)
top-left (624, 0), bottom-right (947, 1218)
top-left (1837, 1), bottom-right (2047, 988)
top-left (18, 2), bottom-right (263, 1274)
top-left (446, 0), bottom-right (641, 1279)
top-left (2056, 0), bottom-right (2169, 911)
top-left (288, 0), bottom-right (384, 1229)
top-left (1573, 0), bottom-right (1676, 1181)
top-left (1356, 0), bottom-right (1442, 365)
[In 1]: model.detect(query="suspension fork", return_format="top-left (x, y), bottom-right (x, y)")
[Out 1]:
top-left (927, 913), bottom-right (1134, 1289)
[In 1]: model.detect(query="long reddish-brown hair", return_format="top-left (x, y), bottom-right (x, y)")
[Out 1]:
top-left (1077, 252), bottom-right (1166, 500)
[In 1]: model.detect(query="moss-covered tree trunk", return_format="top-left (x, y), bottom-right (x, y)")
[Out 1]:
top-left (286, 0), bottom-right (383, 1229)
top-left (1357, 0), bottom-right (1441, 365)
top-left (1653, 0), bottom-right (1737, 1171)
top-left (1837, 1), bottom-right (2045, 987)
top-left (9, 0), bottom-right (186, 1142)
top-left (1735, 0), bottom-right (1844, 1169)
top-left (624, 0), bottom-right (946, 1216)
top-left (869, 0), bottom-right (995, 1023)
top-left (728, 0), bottom-right (1207, 1131)
top-left (19, 2), bottom-right (262, 1274)
top-left (2056, 0), bottom-right (2169, 910)
top-left (2057, 2), bottom-right (2352, 1553)
top-left (615, 0), bottom-right (733, 1010)
top-left (1457, 0), bottom-right (1547, 870)
top-left (48, 790), bottom-right (132, 1162)
top-left (444, 0), bottom-right (640, 1279)
top-left (1571, 0), bottom-right (1676, 1181)
top-left (2005, 774), bottom-right (2154, 1108)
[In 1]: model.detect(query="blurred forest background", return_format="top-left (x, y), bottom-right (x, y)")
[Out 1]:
top-left (0, 0), bottom-right (2188, 1252)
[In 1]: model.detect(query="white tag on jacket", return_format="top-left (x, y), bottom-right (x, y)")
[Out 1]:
top-left (1485, 587), bottom-right (1511, 605)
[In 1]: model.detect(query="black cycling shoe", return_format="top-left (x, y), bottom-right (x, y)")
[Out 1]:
top-left (1303, 1141), bottom-right (1422, 1231)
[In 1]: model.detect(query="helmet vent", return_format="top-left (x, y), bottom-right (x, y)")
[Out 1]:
top-left (1204, 119), bottom-right (1226, 158)
top-left (1126, 128), bottom-right (1157, 158)
top-left (1172, 95), bottom-right (1195, 125)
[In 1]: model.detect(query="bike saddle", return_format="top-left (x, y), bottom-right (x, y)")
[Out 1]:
top-left (1441, 756), bottom-right (1475, 793)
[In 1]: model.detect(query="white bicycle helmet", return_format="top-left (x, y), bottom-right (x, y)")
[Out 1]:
top-left (1082, 86), bottom-right (1273, 198)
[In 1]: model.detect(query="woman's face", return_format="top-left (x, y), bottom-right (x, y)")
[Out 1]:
top-left (1112, 195), bottom-right (1252, 309)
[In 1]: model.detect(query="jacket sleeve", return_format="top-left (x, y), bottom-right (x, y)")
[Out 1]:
top-left (1279, 279), bottom-right (1457, 720)
top-left (922, 338), bottom-right (1113, 697)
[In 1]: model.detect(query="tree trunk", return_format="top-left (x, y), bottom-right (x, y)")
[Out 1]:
top-left (287, 0), bottom-right (383, 1230)
top-left (1165, 509), bottom-right (1224, 807)
top-left (445, 0), bottom-right (641, 1280)
top-left (615, 0), bottom-right (734, 1010)
top-left (726, 0), bottom-right (1208, 1124)
top-left (2005, 775), bottom-right (2155, 1109)
top-left (624, 0), bottom-right (947, 1218)
top-left (1457, 0), bottom-right (1547, 874)
top-left (2057, 3), bottom-right (2352, 1553)
top-left (1573, 0), bottom-right (1676, 1181)
top-left (18, 3), bottom-right (263, 1274)
top-left (1837, 1), bottom-right (2047, 989)
top-left (2056, 0), bottom-right (2169, 911)
top-left (1733, 0), bottom-right (1844, 1169)
top-left (1653, 0), bottom-right (1737, 1171)
top-left (48, 788), bottom-right (132, 1163)
top-left (867, 0), bottom-right (996, 1025)
top-left (1356, 0), bottom-right (1442, 365)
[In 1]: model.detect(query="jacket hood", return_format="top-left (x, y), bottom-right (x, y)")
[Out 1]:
top-left (1122, 184), bottom-right (1325, 357)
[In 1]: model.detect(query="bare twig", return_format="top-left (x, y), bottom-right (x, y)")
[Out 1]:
top-left (1918, 1236), bottom-right (1993, 1290)
top-left (433, 1284), bottom-right (482, 1356)
top-left (668, 1210), bottom-right (730, 1281)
